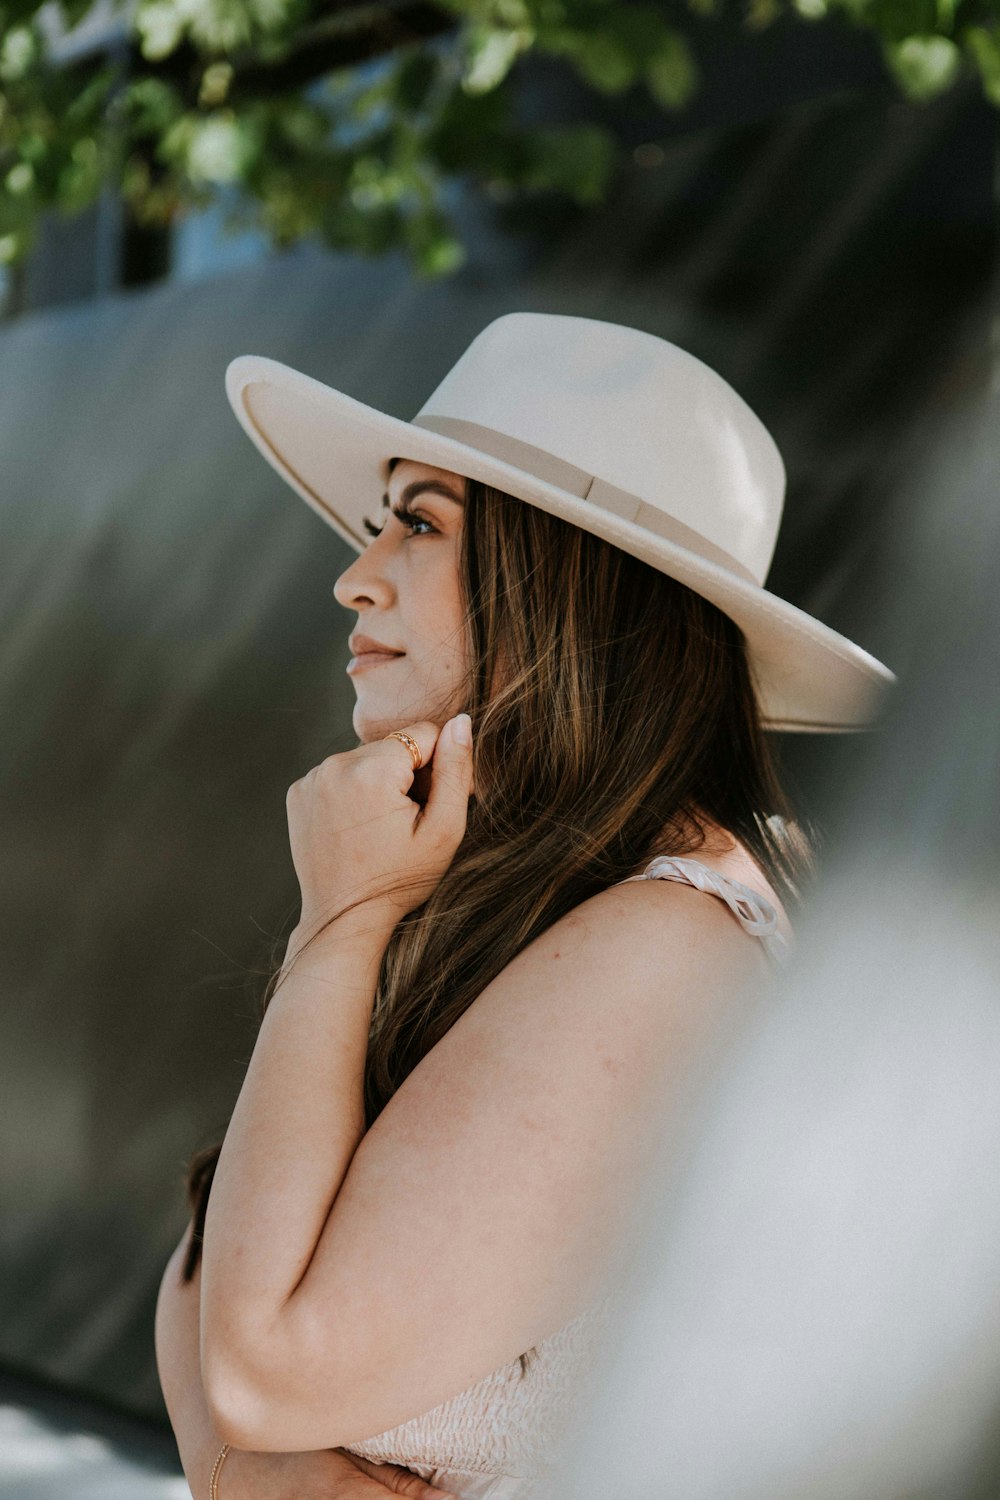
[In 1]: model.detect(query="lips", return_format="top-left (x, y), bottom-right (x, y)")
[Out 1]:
top-left (346, 649), bottom-right (406, 676)
top-left (349, 633), bottom-right (404, 656)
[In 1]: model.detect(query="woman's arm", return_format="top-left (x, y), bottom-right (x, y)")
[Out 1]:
top-left (155, 1221), bottom-right (458, 1499)
top-left (197, 872), bottom-right (757, 1453)
top-left (198, 713), bottom-right (474, 1442)
top-left (198, 911), bottom-right (392, 1442)
top-left (154, 1226), bottom-right (236, 1496)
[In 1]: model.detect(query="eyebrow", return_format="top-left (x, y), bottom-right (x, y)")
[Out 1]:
top-left (381, 479), bottom-right (466, 509)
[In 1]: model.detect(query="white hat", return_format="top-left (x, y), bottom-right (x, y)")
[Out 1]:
top-left (225, 310), bottom-right (896, 733)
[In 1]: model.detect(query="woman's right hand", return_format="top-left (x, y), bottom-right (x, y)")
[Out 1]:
top-left (217, 1444), bottom-right (460, 1500)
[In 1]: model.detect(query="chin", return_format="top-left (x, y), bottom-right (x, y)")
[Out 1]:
top-left (352, 703), bottom-right (416, 744)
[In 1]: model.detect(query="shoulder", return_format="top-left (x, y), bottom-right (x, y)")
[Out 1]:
top-left (501, 865), bottom-right (770, 1021)
top-left (424, 872), bottom-right (766, 1107)
top-left (692, 837), bottom-right (796, 951)
top-left (599, 834), bottom-right (791, 960)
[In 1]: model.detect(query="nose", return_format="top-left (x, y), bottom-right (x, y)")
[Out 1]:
top-left (333, 539), bottom-right (395, 612)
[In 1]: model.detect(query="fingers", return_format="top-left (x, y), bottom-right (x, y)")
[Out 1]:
top-left (375, 722), bottom-right (441, 779)
top-left (341, 1451), bottom-right (459, 1498)
top-left (419, 714), bottom-right (474, 832)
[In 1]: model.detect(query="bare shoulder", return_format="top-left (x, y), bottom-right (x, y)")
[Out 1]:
top-left (595, 840), bottom-right (793, 967)
top-left (507, 866), bottom-right (770, 1017)
top-left (422, 870), bottom-right (770, 1098)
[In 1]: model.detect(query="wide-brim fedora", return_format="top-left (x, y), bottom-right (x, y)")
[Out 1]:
top-left (225, 311), bottom-right (896, 733)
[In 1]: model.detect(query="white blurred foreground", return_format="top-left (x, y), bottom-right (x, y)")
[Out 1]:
top-left (538, 384), bottom-right (1000, 1500)
top-left (0, 1396), bottom-right (186, 1499)
top-left (542, 876), bottom-right (1000, 1500)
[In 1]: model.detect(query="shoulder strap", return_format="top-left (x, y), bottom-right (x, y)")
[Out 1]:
top-left (616, 855), bottom-right (792, 966)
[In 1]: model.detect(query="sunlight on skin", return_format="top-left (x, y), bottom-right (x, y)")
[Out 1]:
top-left (332, 459), bottom-right (472, 749)
top-left (331, 458), bottom-right (759, 851)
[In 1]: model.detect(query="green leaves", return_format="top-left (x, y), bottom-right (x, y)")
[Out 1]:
top-left (0, 15), bottom-right (121, 266)
top-left (461, 21), bottom-right (535, 91)
top-left (403, 203), bottom-right (468, 277)
top-left (964, 23), bottom-right (1000, 104)
top-left (0, 21), bottom-right (40, 81)
top-left (392, 48), bottom-right (439, 113)
top-left (132, 0), bottom-right (305, 63)
top-left (531, 2), bottom-right (698, 106)
top-left (519, 121), bottom-right (616, 201)
top-left (882, 31), bottom-right (961, 97)
top-left (645, 29), bottom-right (699, 109)
top-left (118, 77), bottom-right (187, 137)
top-left (3, 0), bottom-right (1000, 289)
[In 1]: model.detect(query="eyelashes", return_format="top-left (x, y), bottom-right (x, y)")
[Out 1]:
top-left (362, 502), bottom-right (436, 539)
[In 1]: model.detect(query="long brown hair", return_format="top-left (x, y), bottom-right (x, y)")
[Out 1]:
top-left (180, 459), bottom-right (815, 1377)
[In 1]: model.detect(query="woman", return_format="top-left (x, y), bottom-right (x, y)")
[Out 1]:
top-left (154, 312), bottom-right (895, 1500)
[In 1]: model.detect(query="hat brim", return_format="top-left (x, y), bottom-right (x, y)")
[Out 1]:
top-left (225, 354), bottom-right (896, 734)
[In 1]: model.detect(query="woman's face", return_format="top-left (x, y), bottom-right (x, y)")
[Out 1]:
top-left (333, 458), bottom-right (470, 744)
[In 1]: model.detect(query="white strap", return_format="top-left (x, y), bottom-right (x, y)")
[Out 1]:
top-left (618, 856), bottom-right (792, 964)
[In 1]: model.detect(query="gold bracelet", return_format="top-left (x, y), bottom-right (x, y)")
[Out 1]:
top-left (210, 1441), bottom-right (231, 1499)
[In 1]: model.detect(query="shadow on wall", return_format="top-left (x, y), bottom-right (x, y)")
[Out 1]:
top-left (540, 340), bottom-right (1000, 1500)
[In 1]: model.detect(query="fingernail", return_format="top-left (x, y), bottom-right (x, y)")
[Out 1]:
top-left (452, 712), bottom-right (472, 746)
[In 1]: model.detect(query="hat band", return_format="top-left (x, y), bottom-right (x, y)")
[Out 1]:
top-left (411, 412), bottom-right (759, 586)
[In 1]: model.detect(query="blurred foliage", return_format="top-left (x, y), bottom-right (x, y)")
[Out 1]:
top-left (1, 0), bottom-right (998, 280)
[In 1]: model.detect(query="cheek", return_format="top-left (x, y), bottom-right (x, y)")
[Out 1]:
top-left (418, 618), bottom-right (467, 680)
top-left (420, 555), bottom-right (466, 652)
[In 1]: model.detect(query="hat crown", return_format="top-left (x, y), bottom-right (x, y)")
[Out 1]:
top-left (412, 312), bottom-right (785, 587)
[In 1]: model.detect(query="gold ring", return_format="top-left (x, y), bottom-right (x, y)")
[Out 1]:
top-left (383, 730), bottom-right (422, 770)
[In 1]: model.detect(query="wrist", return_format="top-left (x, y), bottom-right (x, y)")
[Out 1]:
top-left (286, 903), bottom-right (397, 965)
top-left (209, 1441), bottom-right (231, 1498)
top-left (176, 1431), bottom-right (223, 1500)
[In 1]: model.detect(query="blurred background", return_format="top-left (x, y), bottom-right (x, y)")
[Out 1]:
top-left (1, 0), bottom-right (997, 1492)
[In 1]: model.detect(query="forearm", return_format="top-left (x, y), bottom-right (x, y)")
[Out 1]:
top-left (155, 1232), bottom-right (238, 1498)
top-left (200, 909), bottom-right (393, 1380)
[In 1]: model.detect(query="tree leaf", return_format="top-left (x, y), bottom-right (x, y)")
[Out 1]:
top-left (963, 24), bottom-right (1000, 107)
top-left (645, 30), bottom-right (699, 109)
top-left (882, 32), bottom-right (961, 99)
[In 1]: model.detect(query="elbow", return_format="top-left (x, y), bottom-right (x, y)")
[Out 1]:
top-left (202, 1303), bottom-right (355, 1452)
top-left (202, 1335), bottom-right (357, 1453)
top-left (202, 1342), bottom-right (271, 1451)
top-left (204, 1368), bottom-right (267, 1451)
top-left (204, 1358), bottom-right (348, 1452)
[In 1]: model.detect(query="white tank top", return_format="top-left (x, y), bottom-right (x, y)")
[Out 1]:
top-left (341, 856), bottom-right (792, 1497)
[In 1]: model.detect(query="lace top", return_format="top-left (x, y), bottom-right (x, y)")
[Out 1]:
top-left (341, 855), bottom-right (792, 1497)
